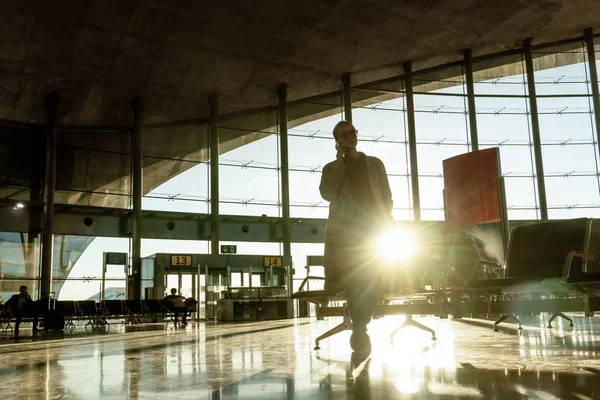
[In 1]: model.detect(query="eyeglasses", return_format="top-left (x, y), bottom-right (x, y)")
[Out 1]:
top-left (338, 129), bottom-right (358, 139)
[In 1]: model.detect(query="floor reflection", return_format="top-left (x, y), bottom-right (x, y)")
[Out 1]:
top-left (0, 315), bottom-right (599, 398)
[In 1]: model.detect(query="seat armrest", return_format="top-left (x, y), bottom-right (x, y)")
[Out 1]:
top-left (476, 260), bottom-right (502, 267)
top-left (472, 260), bottom-right (503, 280)
top-left (563, 251), bottom-right (598, 278)
top-left (575, 252), bottom-right (596, 261)
top-left (297, 276), bottom-right (325, 293)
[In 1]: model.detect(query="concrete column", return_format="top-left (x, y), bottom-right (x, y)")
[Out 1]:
top-left (342, 72), bottom-right (352, 122)
top-left (278, 84), bottom-right (291, 257)
top-left (584, 29), bottom-right (600, 175)
top-left (40, 91), bottom-right (60, 297)
top-left (209, 93), bottom-right (220, 255)
top-left (524, 38), bottom-right (548, 221)
top-left (27, 127), bottom-right (44, 284)
top-left (131, 96), bottom-right (144, 299)
top-left (463, 49), bottom-right (479, 151)
top-left (403, 61), bottom-right (421, 221)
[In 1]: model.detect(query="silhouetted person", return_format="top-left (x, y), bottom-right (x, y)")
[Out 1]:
top-left (162, 288), bottom-right (188, 326)
top-left (320, 120), bottom-right (393, 353)
top-left (5, 285), bottom-right (38, 334)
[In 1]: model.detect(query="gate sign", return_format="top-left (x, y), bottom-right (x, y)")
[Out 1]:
top-left (104, 252), bottom-right (128, 266)
top-left (170, 254), bottom-right (193, 267)
top-left (221, 245), bottom-right (237, 254)
top-left (263, 256), bottom-right (282, 267)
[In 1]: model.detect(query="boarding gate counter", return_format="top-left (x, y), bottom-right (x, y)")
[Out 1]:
top-left (141, 253), bottom-right (294, 321)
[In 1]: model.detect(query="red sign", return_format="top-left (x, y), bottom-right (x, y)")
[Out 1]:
top-left (443, 148), bottom-right (502, 228)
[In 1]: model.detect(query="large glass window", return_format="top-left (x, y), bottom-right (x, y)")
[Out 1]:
top-left (0, 126), bottom-right (40, 202)
top-left (57, 129), bottom-right (132, 209)
top-left (288, 94), bottom-right (343, 218)
top-left (0, 231), bottom-right (40, 301)
top-left (474, 52), bottom-right (539, 220)
top-left (352, 85), bottom-right (413, 220)
top-left (55, 236), bottom-right (129, 300)
top-left (143, 124), bottom-right (209, 214)
top-left (414, 66), bottom-right (469, 220)
top-left (6, 35), bottom-right (600, 308)
top-left (219, 109), bottom-right (280, 217)
top-left (533, 41), bottom-right (600, 218)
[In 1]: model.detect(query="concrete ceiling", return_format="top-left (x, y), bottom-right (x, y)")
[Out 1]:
top-left (2, 0), bottom-right (600, 127)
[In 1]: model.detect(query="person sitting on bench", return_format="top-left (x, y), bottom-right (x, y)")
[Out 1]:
top-left (319, 120), bottom-right (393, 353)
top-left (162, 288), bottom-right (188, 326)
top-left (5, 285), bottom-right (39, 334)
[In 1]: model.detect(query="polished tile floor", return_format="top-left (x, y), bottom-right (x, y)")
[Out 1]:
top-left (1, 313), bottom-right (600, 399)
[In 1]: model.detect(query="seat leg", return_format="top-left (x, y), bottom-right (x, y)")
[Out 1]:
top-left (547, 312), bottom-right (574, 328)
top-left (314, 306), bottom-right (352, 350)
top-left (391, 315), bottom-right (436, 341)
top-left (494, 313), bottom-right (522, 331)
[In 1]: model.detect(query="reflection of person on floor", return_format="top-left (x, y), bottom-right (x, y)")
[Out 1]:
top-left (5, 286), bottom-right (39, 334)
top-left (162, 288), bottom-right (188, 325)
top-left (320, 120), bottom-right (393, 353)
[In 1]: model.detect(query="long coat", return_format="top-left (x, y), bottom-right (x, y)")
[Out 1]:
top-left (319, 152), bottom-right (393, 272)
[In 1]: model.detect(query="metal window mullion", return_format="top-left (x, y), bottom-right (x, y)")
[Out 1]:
top-left (584, 28), bottom-right (600, 203)
top-left (464, 49), bottom-right (479, 151)
top-left (209, 93), bottom-right (220, 255)
top-left (342, 73), bottom-right (352, 122)
top-left (404, 61), bottom-right (421, 221)
top-left (524, 39), bottom-right (549, 221)
top-left (278, 84), bottom-right (291, 257)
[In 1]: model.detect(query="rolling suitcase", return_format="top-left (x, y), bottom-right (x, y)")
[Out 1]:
top-left (42, 292), bottom-right (65, 331)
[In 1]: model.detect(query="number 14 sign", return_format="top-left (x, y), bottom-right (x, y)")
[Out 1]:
top-left (263, 256), bottom-right (282, 267)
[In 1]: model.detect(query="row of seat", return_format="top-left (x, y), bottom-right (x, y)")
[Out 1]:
top-left (293, 218), bottom-right (600, 349)
top-left (0, 299), bottom-right (170, 332)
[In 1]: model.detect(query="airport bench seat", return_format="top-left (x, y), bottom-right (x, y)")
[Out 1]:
top-left (291, 290), bottom-right (343, 303)
top-left (292, 278), bottom-right (437, 350)
top-left (464, 218), bottom-right (600, 330)
top-left (1, 300), bottom-right (103, 332)
top-left (465, 218), bottom-right (599, 291)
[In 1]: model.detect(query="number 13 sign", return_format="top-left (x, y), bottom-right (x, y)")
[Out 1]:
top-left (170, 255), bottom-right (193, 267)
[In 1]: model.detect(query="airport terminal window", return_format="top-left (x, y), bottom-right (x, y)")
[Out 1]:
top-left (216, 242), bottom-right (282, 287)
top-left (532, 41), bottom-right (591, 96)
top-left (472, 53), bottom-right (527, 96)
top-left (141, 239), bottom-right (210, 257)
top-left (6, 35), bottom-right (600, 309)
top-left (597, 38), bottom-right (600, 87)
top-left (291, 243), bottom-right (325, 293)
top-left (141, 257), bottom-right (154, 300)
top-left (56, 129), bottom-right (132, 209)
top-left (414, 66), bottom-right (470, 220)
top-left (54, 149), bottom-right (132, 208)
top-left (143, 124), bottom-right (210, 214)
top-left (56, 237), bottom-right (212, 300)
top-left (473, 52), bottom-right (540, 220)
top-left (0, 231), bottom-right (40, 301)
top-left (288, 94), bottom-right (343, 219)
top-left (352, 88), bottom-right (413, 220)
top-left (502, 177), bottom-right (539, 220)
top-left (533, 42), bottom-right (600, 218)
top-left (0, 126), bottom-right (40, 202)
top-left (219, 109), bottom-right (281, 217)
top-left (55, 236), bottom-right (130, 300)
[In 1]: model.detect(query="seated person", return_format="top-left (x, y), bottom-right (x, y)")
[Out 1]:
top-left (162, 288), bottom-right (188, 325)
top-left (5, 285), bottom-right (39, 334)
